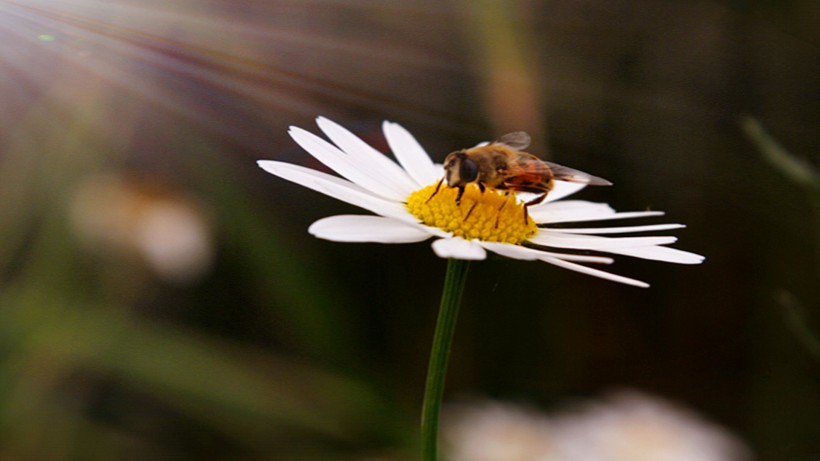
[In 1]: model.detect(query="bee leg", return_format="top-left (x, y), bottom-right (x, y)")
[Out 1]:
top-left (495, 195), bottom-right (511, 229)
top-left (478, 183), bottom-right (485, 193)
top-left (498, 195), bottom-right (508, 211)
top-left (522, 193), bottom-right (547, 224)
top-left (425, 178), bottom-right (445, 203)
top-left (464, 202), bottom-right (478, 220)
top-left (455, 186), bottom-right (465, 205)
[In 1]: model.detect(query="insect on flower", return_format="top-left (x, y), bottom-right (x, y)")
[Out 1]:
top-left (431, 132), bottom-right (612, 223)
top-left (257, 117), bottom-right (705, 287)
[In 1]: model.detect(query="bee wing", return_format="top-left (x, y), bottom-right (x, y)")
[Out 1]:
top-left (546, 161), bottom-right (612, 186)
top-left (495, 131), bottom-right (531, 150)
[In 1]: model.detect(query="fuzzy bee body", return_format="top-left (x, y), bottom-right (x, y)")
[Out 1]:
top-left (437, 132), bottom-right (611, 221)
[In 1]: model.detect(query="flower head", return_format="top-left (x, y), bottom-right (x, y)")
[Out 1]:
top-left (258, 117), bottom-right (703, 287)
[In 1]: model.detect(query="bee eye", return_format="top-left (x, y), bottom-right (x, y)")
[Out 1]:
top-left (459, 157), bottom-right (478, 182)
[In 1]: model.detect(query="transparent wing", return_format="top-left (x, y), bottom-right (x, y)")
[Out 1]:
top-left (495, 131), bottom-right (531, 150)
top-left (546, 161), bottom-right (612, 186)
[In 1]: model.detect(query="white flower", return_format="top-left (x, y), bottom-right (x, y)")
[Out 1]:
top-left (441, 393), bottom-right (753, 461)
top-left (69, 174), bottom-right (214, 284)
top-left (443, 400), bottom-right (555, 461)
top-left (257, 117), bottom-right (703, 287)
top-left (548, 391), bottom-right (754, 461)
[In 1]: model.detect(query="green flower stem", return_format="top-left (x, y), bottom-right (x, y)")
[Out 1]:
top-left (421, 258), bottom-right (470, 461)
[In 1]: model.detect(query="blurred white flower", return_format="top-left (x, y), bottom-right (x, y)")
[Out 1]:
top-left (442, 392), bottom-right (753, 461)
top-left (69, 174), bottom-right (214, 284)
top-left (444, 400), bottom-right (555, 461)
top-left (549, 391), bottom-right (753, 461)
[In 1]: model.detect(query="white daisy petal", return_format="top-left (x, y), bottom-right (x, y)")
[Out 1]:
top-left (480, 241), bottom-right (613, 264)
top-left (316, 117), bottom-right (417, 195)
top-left (595, 211), bottom-right (668, 221)
top-left (529, 201), bottom-right (615, 223)
top-left (606, 245), bottom-right (706, 264)
top-left (540, 256), bottom-right (650, 288)
top-left (257, 161), bottom-right (407, 219)
top-left (479, 241), bottom-right (540, 260)
top-left (383, 121), bottom-right (441, 186)
top-left (540, 210), bottom-right (668, 224)
top-left (432, 237), bottom-right (487, 260)
top-left (555, 223), bottom-right (686, 234)
top-left (530, 200), bottom-right (668, 224)
top-left (289, 126), bottom-right (408, 200)
top-left (308, 215), bottom-right (433, 243)
top-left (528, 232), bottom-right (678, 250)
top-left (545, 182), bottom-right (587, 202)
top-left (539, 253), bottom-right (614, 264)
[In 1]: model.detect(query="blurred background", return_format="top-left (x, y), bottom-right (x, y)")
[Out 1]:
top-left (0, 0), bottom-right (818, 459)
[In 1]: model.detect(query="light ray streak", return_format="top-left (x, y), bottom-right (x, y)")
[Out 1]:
top-left (0, 0), bottom-right (472, 154)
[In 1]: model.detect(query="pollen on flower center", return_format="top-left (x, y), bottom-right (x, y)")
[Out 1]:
top-left (406, 183), bottom-right (538, 244)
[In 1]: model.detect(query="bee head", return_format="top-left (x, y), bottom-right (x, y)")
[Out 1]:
top-left (443, 151), bottom-right (478, 186)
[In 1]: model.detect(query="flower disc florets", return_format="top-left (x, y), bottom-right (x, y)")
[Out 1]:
top-left (406, 183), bottom-right (538, 244)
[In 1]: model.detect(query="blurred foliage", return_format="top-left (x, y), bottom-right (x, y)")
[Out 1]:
top-left (0, 0), bottom-right (818, 460)
top-left (741, 117), bottom-right (820, 362)
top-left (740, 116), bottom-right (818, 193)
top-left (778, 291), bottom-right (820, 361)
top-left (0, 93), bottom-right (404, 459)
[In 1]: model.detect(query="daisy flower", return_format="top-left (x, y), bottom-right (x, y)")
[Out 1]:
top-left (257, 117), bottom-right (703, 288)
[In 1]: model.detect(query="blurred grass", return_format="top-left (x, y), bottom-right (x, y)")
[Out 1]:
top-left (740, 116), bottom-right (818, 192)
top-left (741, 116), bottom-right (820, 362)
top-left (778, 291), bottom-right (820, 361)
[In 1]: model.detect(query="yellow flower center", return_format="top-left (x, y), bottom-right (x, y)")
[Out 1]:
top-left (406, 183), bottom-right (538, 244)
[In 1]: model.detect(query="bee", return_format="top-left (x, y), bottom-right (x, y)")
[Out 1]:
top-left (431, 132), bottom-right (611, 222)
